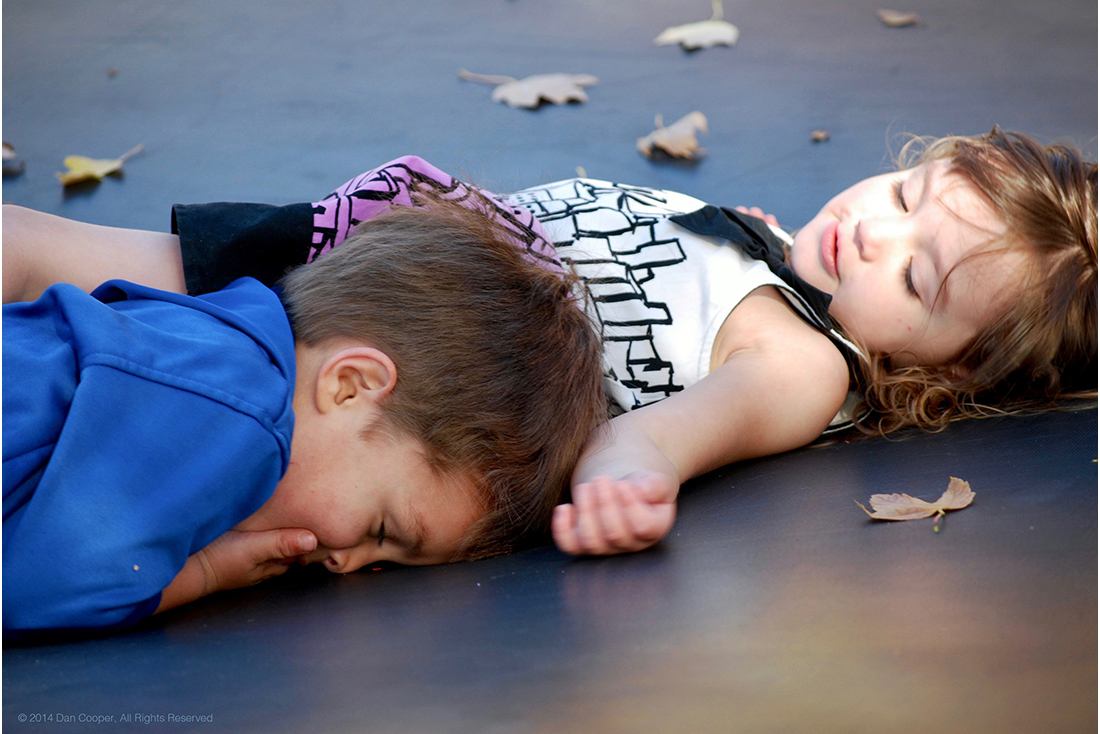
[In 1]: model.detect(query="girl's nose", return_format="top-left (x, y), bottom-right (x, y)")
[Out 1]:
top-left (854, 217), bottom-right (902, 261)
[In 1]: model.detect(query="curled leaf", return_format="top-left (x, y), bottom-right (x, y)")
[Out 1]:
top-left (459, 69), bottom-right (598, 109)
top-left (637, 111), bottom-right (708, 159)
top-left (655, 0), bottom-right (739, 51)
top-left (56, 143), bottom-right (144, 186)
top-left (876, 9), bottom-right (920, 27)
top-left (856, 477), bottom-right (975, 522)
top-left (3, 142), bottom-right (25, 178)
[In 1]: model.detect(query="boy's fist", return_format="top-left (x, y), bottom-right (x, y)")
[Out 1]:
top-left (195, 528), bottom-right (317, 595)
top-left (552, 470), bottom-right (677, 555)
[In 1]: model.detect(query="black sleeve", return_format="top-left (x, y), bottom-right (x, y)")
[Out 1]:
top-left (171, 202), bottom-right (316, 295)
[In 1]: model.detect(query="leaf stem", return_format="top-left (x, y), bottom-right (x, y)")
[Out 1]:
top-left (458, 69), bottom-right (516, 86)
top-left (118, 143), bottom-right (145, 162)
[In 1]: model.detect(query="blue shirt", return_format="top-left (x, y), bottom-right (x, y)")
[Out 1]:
top-left (3, 278), bottom-right (296, 633)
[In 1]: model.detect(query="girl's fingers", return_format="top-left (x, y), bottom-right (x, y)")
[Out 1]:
top-left (552, 503), bottom-right (582, 554)
top-left (623, 470), bottom-right (678, 504)
top-left (619, 483), bottom-right (675, 544)
top-left (557, 477), bottom-right (678, 555)
top-left (734, 205), bottom-right (779, 227)
top-left (592, 480), bottom-right (633, 551)
top-left (572, 481), bottom-right (607, 554)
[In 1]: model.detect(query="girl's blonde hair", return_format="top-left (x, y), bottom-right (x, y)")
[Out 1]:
top-left (852, 127), bottom-right (1097, 435)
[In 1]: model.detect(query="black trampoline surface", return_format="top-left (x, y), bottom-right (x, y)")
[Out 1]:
top-left (3, 1), bottom-right (1097, 732)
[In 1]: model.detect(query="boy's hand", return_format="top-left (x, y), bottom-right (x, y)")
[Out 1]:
top-left (733, 205), bottom-right (779, 227)
top-left (156, 528), bottom-right (316, 614)
top-left (195, 528), bottom-right (317, 595)
top-left (552, 470), bottom-right (678, 555)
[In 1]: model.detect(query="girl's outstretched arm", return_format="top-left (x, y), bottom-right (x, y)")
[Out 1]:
top-left (3, 205), bottom-right (185, 303)
top-left (553, 287), bottom-right (850, 555)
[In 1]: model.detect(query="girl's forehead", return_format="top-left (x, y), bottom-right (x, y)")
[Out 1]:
top-left (925, 163), bottom-right (1007, 257)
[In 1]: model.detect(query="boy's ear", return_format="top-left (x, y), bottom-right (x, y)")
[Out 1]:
top-left (314, 347), bottom-right (397, 413)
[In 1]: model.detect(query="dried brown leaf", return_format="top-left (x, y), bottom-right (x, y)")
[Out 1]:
top-left (459, 69), bottom-right (598, 109)
top-left (3, 142), bottom-right (25, 178)
top-left (56, 143), bottom-right (144, 186)
top-left (877, 9), bottom-right (920, 27)
top-left (655, 1), bottom-right (739, 50)
top-left (856, 477), bottom-right (975, 521)
top-left (811, 129), bottom-right (830, 142)
top-left (637, 111), bottom-right (708, 159)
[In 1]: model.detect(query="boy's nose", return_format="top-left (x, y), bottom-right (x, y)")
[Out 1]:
top-left (324, 552), bottom-right (349, 573)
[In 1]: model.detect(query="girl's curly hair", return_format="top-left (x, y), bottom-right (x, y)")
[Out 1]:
top-left (851, 127), bottom-right (1097, 435)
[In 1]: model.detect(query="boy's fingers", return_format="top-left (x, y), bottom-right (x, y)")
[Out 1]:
top-left (268, 529), bottom-right (317, 562)
top-left (258, 561), bottom-right (295, 581)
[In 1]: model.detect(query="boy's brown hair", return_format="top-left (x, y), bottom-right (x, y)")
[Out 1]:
top-left (279, 198), bottom-right (606, 559)
top-left (854, 127), bottom-right (1097, 434)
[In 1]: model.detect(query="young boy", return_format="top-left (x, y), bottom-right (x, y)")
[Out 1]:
top-left (2, 199), bottom-right (606, 635)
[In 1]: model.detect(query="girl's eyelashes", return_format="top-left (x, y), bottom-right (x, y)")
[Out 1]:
top-left (904, 257), bottom-right (919, 299)
top-left (376, 521), bottom-right (386, 547)
top-left (892, 179), bottom-right (908, 212)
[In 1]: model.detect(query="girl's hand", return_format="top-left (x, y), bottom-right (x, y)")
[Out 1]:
top-left (552, 470), bottom-right (678, 555)
top-left (733, 205), bottom-right (779, 227)
top-left (156, 528), bottom-right (317, 614)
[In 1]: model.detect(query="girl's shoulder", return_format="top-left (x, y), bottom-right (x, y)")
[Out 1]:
top-left (714, 284), bottom-right (850, 413)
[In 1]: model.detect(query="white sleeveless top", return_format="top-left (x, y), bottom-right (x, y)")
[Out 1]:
top-left (506, 179), bottom-right (861, 431)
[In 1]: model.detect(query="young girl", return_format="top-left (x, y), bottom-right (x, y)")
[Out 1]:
top-left (7, 128), bottom-right (1095, 561)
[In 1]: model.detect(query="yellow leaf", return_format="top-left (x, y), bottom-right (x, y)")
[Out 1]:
top-left (655, 1), bottom-right (739, 51)
top-left (459, 69), bottom-right (598, 109)
top-left (856, 477), bottom-right (975, 521)
top-left (637, 111), bottom-right (708, 159)
top-left (56, 143), bottom-right (144, 186)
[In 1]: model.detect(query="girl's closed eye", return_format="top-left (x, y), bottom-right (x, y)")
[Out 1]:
top-left (904, 257), bottom-right (919, 299)
top-left (892, 179), bottom-right (908, 212)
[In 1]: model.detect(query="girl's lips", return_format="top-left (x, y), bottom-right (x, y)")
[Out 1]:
top-left (821, 220), bottom-right (839, 279)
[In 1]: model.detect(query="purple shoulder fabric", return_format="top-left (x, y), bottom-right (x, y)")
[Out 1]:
top-left (310, 155), bottom-right (563, 273)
